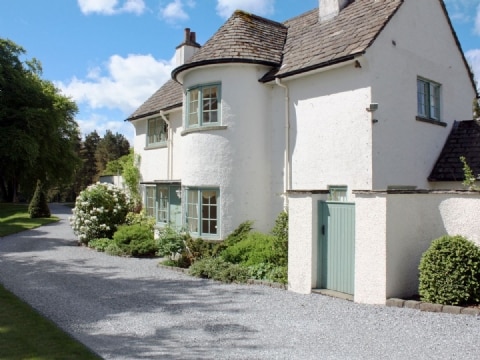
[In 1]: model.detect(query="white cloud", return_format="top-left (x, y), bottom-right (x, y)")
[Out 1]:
top-left (77, 114), bottom-right (135, 144)
top-left (466, 49), bottom-right (480, 91)
top-left (57, 54), bottom-right (175, 114)
top-left (160, 0), bottom-right (195, 23)
top-left (78, 0), bottom-right (146, 15)
top-left (216, 0), bottom-right (274, 19)
top-left (122, 0), bottom-right (146, 14)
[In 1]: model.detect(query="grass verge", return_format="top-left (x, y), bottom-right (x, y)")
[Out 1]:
top-left (0, 284), bottom-right (101, 360)
top-left (0, 203), bottom-right (59, 237)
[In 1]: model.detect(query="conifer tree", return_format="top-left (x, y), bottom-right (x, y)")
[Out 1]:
top-left (28, 180), bottom-right (51, 218)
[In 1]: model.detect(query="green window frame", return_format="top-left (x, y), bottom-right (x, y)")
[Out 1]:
top-left (186, 188), bottom-right (219, 237)
top-left (145, 186), bottom-right (156, 218)
top-left (144, 185), bottom-right (178, 225)
top-left (186, 84), bottom-right (221, 128)
top-left (147, 116), bottom-right (168, 147)
top-left (156, 187), bottom-right (169, 224)
top-left (417, 78), bottom-right (441, 121)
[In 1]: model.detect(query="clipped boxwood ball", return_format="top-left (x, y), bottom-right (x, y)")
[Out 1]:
top-left (419, 235), bottom-right (480, 306)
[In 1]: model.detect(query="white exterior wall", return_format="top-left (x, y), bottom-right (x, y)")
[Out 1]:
top-left (385, 193), bottom-right (480, 299)
top-left (290, 191), bottom-right (480, 304)
top-left (367, 0), bottom-right (476, 190)
top-left (287, 193), bottom-right (326, 293)
top-left (286, 64), bottom-right (373, 192)
top-left (132, 109), bottom-right (183, 183)
top-left (354, 192), bottom-right (480, 305)
top-left (181, 64), bottom-right (281, 237)
top-left (354, 194), bottom-right (388, 304)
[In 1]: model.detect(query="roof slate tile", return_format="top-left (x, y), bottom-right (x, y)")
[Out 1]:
top-left (131, 0), bottom-right (404, 120)
top-left (429, 121), bottom-right (480, 182)
top-left (127, 79), bottom-right (182, 121)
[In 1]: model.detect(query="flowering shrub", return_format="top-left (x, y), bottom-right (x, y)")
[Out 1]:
top-left (70, 183), bottom-right (132, 244)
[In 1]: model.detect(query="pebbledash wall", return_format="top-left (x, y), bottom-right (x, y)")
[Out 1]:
top-left (367, 0), bottom-right (475, 190)
top-left (134, 108), bottom-right (183, 182)
top-left (178, 64), bottom-right (284, 238)
top-left (288, 190), bottom-right (480, 305)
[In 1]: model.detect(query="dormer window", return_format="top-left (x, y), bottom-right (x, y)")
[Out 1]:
top-left (186, 84), bottom-right (221, 128)
top-left (147, 116), bottom-right (168, 148)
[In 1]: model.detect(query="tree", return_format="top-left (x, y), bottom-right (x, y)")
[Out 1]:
top-left (104, 149), bottom-right (141, 207)
top-left (28, 180), bottom-right (51, 218)
top-left (474, 97), bottom-right (480, 120)
top-left (0, 38), bottom-right (81, 202)
top-left (78, 130), bottom-right (101, 187)
top-left (95, 130), bottom-right (130, 176)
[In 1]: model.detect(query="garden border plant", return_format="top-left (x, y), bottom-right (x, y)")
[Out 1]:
top-left (69, 182), bottom-right (132, 245)
top-left (186, 212), bottom-right (289, 285)
top-left (419, 234), bottom-right (480, 306)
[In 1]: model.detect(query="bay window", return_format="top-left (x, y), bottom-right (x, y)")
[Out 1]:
top-left (186, 84), bottom-right (220, 128)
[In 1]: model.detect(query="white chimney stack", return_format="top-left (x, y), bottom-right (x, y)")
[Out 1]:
top-left (319, 0), bottom-right (350, 22)
top-left (175, 28), bottom-right (201, 67)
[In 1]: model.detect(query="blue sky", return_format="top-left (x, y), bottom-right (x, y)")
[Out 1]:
top-left (1, 0), bottom-right (479, 145)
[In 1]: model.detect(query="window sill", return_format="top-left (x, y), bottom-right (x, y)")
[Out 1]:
top-left (416, 116), bottom-right (447, 127)
top-left (144, 143), bottom-right (167, 150)
top-left (190, 234), bottom-right (221, 241)
top-left (181, 125), bottom-right (227, 136)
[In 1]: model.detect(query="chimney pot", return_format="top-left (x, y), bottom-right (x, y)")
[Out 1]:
top-left (175, 28), bottom-right (200, 67)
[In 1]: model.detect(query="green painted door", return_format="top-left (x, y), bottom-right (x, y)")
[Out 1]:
top-left (169, 186), bottom-right (182, 230)
top-left (318, 201), bottom-right (355, 295)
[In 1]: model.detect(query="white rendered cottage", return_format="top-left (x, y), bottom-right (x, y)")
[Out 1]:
top-left (128, 0), bottom-right (478, 303)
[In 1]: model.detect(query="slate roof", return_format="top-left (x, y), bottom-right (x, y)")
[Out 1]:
top-left (428, 121), bottom-right (480, 182)
top-left (127, 79), bottom-right (182, 121)
top-left (173, 0), bottom-right (403, 82)
top-left (172, 11), bottom-right (288, 81)
top-left (263, 0), bottom-right (403, 81)
top-left (129, 0), bottom-right (475, 121)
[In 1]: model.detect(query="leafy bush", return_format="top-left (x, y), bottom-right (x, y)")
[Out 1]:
top-left (221, 232), bottom-right (277, 266)
top-left (212, 221), bottom-right (253, 256)
top-left (125, 210), bottom-right (155, 231)
top-left (159, 258), bottom-right (179, 267)
top-left (156, 225), bottom-right (188, 260)
top-left (419, 235), bottom-right (480, 305)
top-left (105, 242), bottom-right (128, 257)
top-left (70, 183), bottom-right (132, 244)
top-left (112, 224), bottom-right (156, 257)
top-left (189, 257), bottom-right (249, 283)
top-left (271, 211), bottom-right (288, 267)
top-left (267, 265), bottom-right (287, 284)
top-left (184, 238), bottom-right (215, 263)
top-left (88, 238), bottom-right (112, 252)
top-left (28, 180), bottom-right (51, 218)
top-left (248, 263), bottom-right (287, 284)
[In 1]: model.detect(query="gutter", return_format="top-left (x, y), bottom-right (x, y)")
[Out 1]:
top-left (275, 77), bottom-right (291, 211)
top-left (160, 110), bottom-right (173, 180)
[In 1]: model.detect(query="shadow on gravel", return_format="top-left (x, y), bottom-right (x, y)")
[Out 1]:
top-left (0, 249), bottom-right (270, 359)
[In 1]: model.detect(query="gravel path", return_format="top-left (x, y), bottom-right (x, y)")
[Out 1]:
top-left (1, 204), bottom-right (480, 359)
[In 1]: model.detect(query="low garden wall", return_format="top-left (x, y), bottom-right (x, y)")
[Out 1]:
top-left (288, 190), bottom-right (480, 305)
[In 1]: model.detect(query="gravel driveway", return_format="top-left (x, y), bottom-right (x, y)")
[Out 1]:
top-left (1, 203), bottom-right (480, 359)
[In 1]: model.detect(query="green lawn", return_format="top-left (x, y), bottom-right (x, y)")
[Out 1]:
top-left (0, 203), bottom-right (101, 359)
top-left (0, 284), bottom-right (101, 360)
top-left (0, 203), bottom-right (59, 237)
